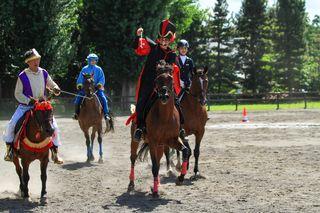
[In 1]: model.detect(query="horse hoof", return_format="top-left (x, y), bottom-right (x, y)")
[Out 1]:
top-left (127, 182), bottom-right (135, 192)
top-left (175, 176), bottom-right (184, 186)
top-left (190, 173), bottom-right (206, 181)
top-left (90, 155), bottom-right (95, 161)
top-left (40, 196), bottom-right (48, 205)
top-left (24, 197), bottom-right (32, 202)
top-left (152, 191), bottom-right (159, 199)
top-left (98, 158), bottom-right (103, 164)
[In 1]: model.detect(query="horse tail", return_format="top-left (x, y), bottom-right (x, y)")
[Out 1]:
top-left (137, 143), bottom-right (149, 162)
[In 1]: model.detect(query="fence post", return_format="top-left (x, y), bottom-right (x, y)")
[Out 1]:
top-left (235, 95), bottom-right (238, 111)
top-left (304, 93), bottom-right (307, 109)
top-left (276, 94), bottom-right (280, 110)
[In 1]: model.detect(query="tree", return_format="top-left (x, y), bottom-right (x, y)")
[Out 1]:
top-left (275, 0), bottom-right (307, 92)
top-left (235, 0), bottom-right (269, 93)
top-left (0, 0), bottom-right (62, 98)
top-left (303, 15), bottom-right (320, 91)
top-left (74, 0), bottom-right (173, 96)
top-left (207, 0), bottom-right (236, 93)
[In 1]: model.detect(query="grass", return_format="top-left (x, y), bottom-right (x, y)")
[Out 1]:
top-left (208, 101), bottom-right (320, 111)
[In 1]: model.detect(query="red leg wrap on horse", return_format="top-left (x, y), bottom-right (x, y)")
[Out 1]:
top-left (153, 179), bottom-right (159, 193)
top-left (181, 161), bottom-right (188, 175)
top-left (129, 167), bottom-right (135, 181)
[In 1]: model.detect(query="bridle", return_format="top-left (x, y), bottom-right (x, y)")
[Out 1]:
top-left (154, 71), bottom-right (174, 100)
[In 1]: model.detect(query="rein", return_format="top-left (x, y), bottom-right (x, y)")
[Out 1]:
top-left (60, 90), bottom-right (94, 100)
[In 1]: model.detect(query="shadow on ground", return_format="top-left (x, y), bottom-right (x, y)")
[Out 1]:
top-left (103, 191), bottom-right (182, 212)
top-left (61, 162), bottom-right (97, 171)
top-left (0, 197), bottom-right (40, 212)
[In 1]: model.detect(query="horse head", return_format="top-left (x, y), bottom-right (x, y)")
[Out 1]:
top-left (155, 60), bottom-right (173, 104)
top-left (33, 101), bottom-right (54, 138)
top-left (83, 73), bottom-right (95, 97)
top-left (191, 66), bottom-right (208, 105)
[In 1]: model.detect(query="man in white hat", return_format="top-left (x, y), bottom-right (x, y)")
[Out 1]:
top-left (2, 48), bottom-right (63, 164)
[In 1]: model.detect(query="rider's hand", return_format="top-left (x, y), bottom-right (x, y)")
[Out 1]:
top-left (53, 87), bottom-right (61, 96)
top-left (96, 84), bottom-right (103, 90)
top-left (77, 85), bottom-right (83, 91)
top-left (28, 97), bottom-right (37, 106)
top-left (136, 28), bottom-right (143, 37)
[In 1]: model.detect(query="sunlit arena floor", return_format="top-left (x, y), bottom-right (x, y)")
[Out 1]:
top-left (0, 110), bottom-right (320, 212)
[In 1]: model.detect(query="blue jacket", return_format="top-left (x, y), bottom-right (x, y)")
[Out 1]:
top-left (76, 65), bottom-right (105, 88)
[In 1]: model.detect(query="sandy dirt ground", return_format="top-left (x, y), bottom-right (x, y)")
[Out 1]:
top-left (0, 109), bottom-right (320, 212)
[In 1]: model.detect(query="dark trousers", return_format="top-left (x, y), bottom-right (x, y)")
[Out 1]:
top-left (136, 81), bottom-right (153, 129)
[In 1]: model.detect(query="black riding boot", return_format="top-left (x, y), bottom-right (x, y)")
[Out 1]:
top-left (175, 98), bottom-right (186, 141)
top-left (133, 117), bottom-right (145, 143)
top-left (73, 104), bottom-right (80, 120)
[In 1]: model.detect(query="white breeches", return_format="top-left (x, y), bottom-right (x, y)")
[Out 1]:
top-left (2, 104), bottom-right (61, 146)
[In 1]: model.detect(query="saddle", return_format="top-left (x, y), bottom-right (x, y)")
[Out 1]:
top-left (13, 110), bottom-right (53, 153)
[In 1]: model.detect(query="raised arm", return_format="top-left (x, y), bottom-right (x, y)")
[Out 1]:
top-left (133, 27), bottom-right (155, 56)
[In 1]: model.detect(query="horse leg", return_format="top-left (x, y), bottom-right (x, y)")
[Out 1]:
top-left (164, 146), bottom-right (174, 177)
top-left (97, 126), bottom-right (103, 164)
top-left (40, 154), bottom-right (49, 203)
top-left (90, 128), bottom-right (96, 161)
top-left (150, 144), bottom-right (163, 198)
top-left (176, 149), bottom-right (182, 172)
top-left (13, 155), bottom-right (23, 195)
top-left (191, 132), bottom-right (206, 180)
top-left (84, 130), bottom-right (91, 162)
top-left (128, 138), bottom-right (138, 192)
top-left (168, 138), bottom-right (191, 185)
top-left (21, 159), bottom-right (31, 198)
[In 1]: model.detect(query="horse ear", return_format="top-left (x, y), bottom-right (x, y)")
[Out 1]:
top-left (192, 67), bottom-right (197, 75)
top-left (204, 66), bottom-right (208, 74)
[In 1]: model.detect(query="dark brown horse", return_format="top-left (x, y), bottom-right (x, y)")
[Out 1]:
top-left (13, 101), bottom-right (55, 202)
top-left (78, 74), bottom-right (113, 163)
top-left (128, 61), bottom-right (191, 198)
top-left (165, 66), bottom-right (209, 179)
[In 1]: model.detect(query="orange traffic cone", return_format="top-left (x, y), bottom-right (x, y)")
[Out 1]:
top-left (242, 107), bottom-right (249, 122)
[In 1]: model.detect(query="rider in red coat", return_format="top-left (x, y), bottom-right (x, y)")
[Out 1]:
top-left (133, 20), bottom-right (184, 142)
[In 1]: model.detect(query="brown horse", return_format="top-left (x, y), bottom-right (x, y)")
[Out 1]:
top-left (12, 101), bottom-right (56, 202)
top-left (165, 66), bottom-right (209, 179)
top-left (78, 73), bottom-right (113, 163)
top-left (128, 60), bottom-right (191, 198)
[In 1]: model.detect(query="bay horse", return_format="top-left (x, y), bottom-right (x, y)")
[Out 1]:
top-left (12, 101), bottom-right (56, 202)
top-left (128, 60), bottom-right (191, 198)
top-left (165, 66), bottom-right (209, 180)
top-left (77, 73), bottom-right (113, 163)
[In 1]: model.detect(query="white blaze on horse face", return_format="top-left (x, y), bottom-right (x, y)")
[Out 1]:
top-left (199, 77), bottom-right (204, 91)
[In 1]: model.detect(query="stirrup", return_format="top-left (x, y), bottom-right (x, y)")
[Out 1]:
top-left (4, 144), bottom-right (13, 162)
top-left (133, 128), bottom-right (143, 143)
top-left (73, 113), bottom-right (79, 120)
top-left (104, 114), bottom-right (111, 121)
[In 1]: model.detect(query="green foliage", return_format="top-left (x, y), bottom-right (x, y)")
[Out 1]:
top-left (235, 0), bottom-right (269, 93)
top-left (275, 0), bottom-right (307, 92)
top-left (207, 0), bottom-right (236, 93)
